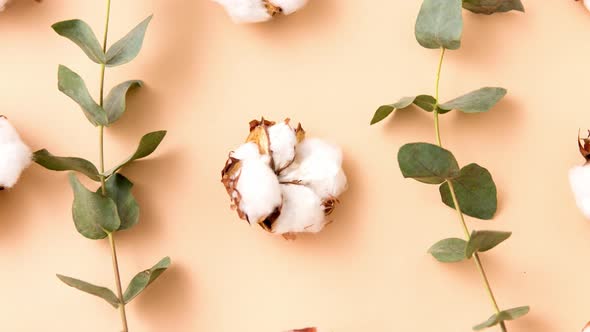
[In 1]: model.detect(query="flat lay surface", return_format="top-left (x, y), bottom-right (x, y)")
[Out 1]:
top-left (0, 0), bottom-right (586, 331)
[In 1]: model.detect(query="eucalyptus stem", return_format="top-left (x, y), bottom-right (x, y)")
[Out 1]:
top-left (432, 47), bottom-right (507, 332)
top-left (98, 0), bottom-right (129, 330)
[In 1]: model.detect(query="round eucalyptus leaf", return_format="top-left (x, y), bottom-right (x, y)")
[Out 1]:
top-left (465, 230), bottom-right (512, 258)
top-left (438, 87), bottom-right (507, 114)
top-left (69, 173), bottom-right (121, 239)
top-left (463, 0), bottom-right (525, 15)
top-left (415, 0), bottom-right (463, 50)
top-left (439, 163), bottom-right (497, 219)
top-left (101, 173), bottom-right (140, 231)
top-left (428, 238), bottom-right (467, 263)
top-left (58, 65), bottom-right (107, 126)
top-left (398, 143), bottom-right (460, 184)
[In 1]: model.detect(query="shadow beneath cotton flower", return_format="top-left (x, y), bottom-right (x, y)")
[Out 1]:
top-left (132, 263), bottom-right (196, 328)
top-left (249, 0), bottom-right (338, 37)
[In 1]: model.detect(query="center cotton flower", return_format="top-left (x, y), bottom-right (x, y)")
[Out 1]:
top-left (221, 118), bottom-right (347, 239)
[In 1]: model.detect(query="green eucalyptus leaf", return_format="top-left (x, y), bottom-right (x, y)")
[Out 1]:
top-left (101, 174), bottom-right (139, 231)
top-left (473, 306), bottom-right (530, 330)
top-left (415, 0), bottom-right (463, 50)
top-left (106, 15), bottom-right (153, 67)
top-left (69, 173), bottom-right (121, 239)
top-left (33, 149), bottom-right (100, 182)
top-left (465, 230), bottom-right (511, 258)
top-left (58, 65), bottom-right (107, 126)
top-left (104, 80), bottom-right (143, 124)
top-left (439, 163), bottom-right (497, 219)
top-left (413, 95), bottom-right (437, 112)
top-left (370, 95), bottom-right (437, 125)
top-left (105, 131), bottom-right (167, 177)
top-left (398, 143), bottom-right (460, 184)
top-left (463, 0), bottom-right (525, 15)
top-left (123, 257), bottom-right (171, 304)
top-left (57, 274), bottom-right (120, 308)
top-left (438, 87), bottom-right (507, 114)
top-left (428, 238), bottom-right (467, 263)
top-left (52, 19), bottom-right (105, 64)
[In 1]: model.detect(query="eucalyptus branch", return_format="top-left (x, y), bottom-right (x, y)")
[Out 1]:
top-left (32, 1), bottom-right (170, 330)
top-left (371, 0), bottom-right (528, 330)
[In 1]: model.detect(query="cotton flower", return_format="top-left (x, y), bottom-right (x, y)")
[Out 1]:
top-left (570, 130), bottom-right (590, 218)
top-left (212, 0), bottom-right (309, 23)
top-left (221, 118), bottom-right (347, 239)
top-left (0, 116), bottom-right (31, 189)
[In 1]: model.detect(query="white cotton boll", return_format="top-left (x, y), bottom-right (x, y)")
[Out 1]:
top-left (585, 0), bottom-right (590, 12)
top-left (0, 117), bottom-right (31, 188)
top-left (268, 121), bottom-right (296, 171)
top-left (280, 138), bottom-right (348, 199)
top-left (270, 0), bottom-right (308, 15)
top-left (213, 0), bottom-right (271, 23)
top-left (272, 184), bottom-right (326, 234)
top-left (570, 165), bottom-right (590, 219)
top-left (231, 142), bottom-right (261, 161)
top-left (236, 157), bottom-right (282, 224)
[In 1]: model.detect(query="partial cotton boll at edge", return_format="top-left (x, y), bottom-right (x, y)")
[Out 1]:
top-left (0, 117), bottom-right (31, 188)
top-left (272, 184), bottom-right (326, 234)
top-left (280, 138), bottom-right (348, 199)
top-left (570, 165), bottom-right (590, 219)
top-left (212, 0), bottom-right (271, 23)
top-left (585, 0), bottom-right (590, 12)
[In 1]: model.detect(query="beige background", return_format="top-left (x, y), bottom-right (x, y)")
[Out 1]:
top-left (0, 0), bottom-right (587, 331)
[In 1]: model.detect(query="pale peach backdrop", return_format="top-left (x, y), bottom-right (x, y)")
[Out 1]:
top-left (0, 0), bottom-right (586, 331)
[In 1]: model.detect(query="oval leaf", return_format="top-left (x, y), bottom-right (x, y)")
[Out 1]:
top-left (33, 149), bottom-right (100, 182)
top-left (52, 19), bottom-right (105, 64)
top-left (465, 230), bottom-right (511, 258)
top-left (439, 163), bottom-right (497, 219)
top-left (371, 95), bottom-right (436, 125)
top-left (102, 174), bottom-right (139, 231)
top-left (106, 15), bottom-right (153, 67)
top-left (438, 87), bottom-right (507, 114)
top-left (371, 96), bottom-right (416, 125)
top-left (398, 143), bottom-right (460, 184)
top-left (428, 238), bottom-right (467, 263)
top-left (463, 0), bottom-right (525, 15)
top-left (105, 130), bottom-right (167, 177)
top-left (123, 257), bottom-right (171, 304)
top-left (473, 306), bottom-right (530, 330)
top-left (57, 274), bottom-right (120, 308)
top-left (415, 0), bottom-right (463, 50)
top-left (58, 65), bottom-right (107, 126)
top-left (69, 173), bottom-right (121, 239)
top-left (104, 80), bottom-right (143, 124)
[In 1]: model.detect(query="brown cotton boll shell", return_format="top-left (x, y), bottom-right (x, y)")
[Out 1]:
top-left (323, 197), bottom-right (339, 216)
top-left (221, 156), bottom-right (248, 221)
top-left (282, 232), bottom-right (297, 240)
top-left (259, 205), bottom-right (281, 231)
top-left (287, 328), bottom-right (317, 332)
top-left (295, 123), bottom-right (306, 143)
top-left (578, 129), bottom-right (590, 162)
top-left (263, 0), bottom-right (283, 16)
top-left (246, 118), bottom-right (274, 156)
